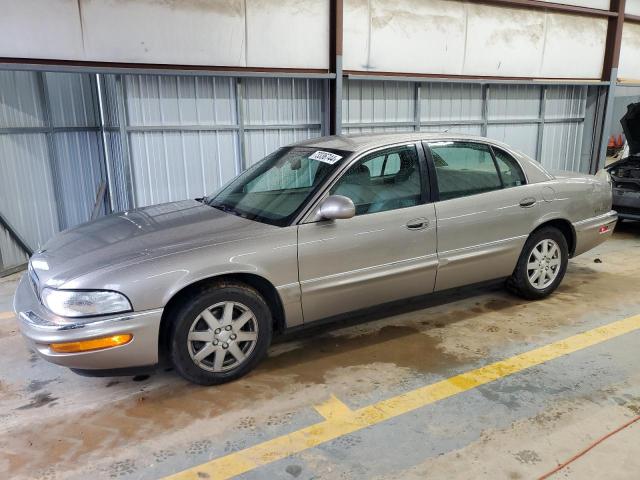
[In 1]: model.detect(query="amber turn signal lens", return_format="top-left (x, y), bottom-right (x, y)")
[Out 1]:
top-left (50, 334), bottom-right (133, 353)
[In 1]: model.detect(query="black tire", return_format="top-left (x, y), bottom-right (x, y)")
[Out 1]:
top-left (168, 281), bottom-right (272, 385)
top-left (506, 227), bottom-right (569, 300)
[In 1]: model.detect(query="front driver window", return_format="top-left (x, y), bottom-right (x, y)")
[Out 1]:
top-left (330, 145), bottom-right (422, 215)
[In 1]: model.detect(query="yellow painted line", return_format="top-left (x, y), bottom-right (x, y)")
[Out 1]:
top-left (166, 314), bottom-right (640, 480)
top-left (0, 311), bottom-right (14, 320)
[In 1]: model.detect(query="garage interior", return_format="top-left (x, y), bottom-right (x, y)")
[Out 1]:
top-left (1, 0), bottom-right (640, 479)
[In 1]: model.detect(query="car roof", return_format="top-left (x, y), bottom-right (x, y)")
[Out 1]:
top-left (292, 132), bottom-right (513, 153)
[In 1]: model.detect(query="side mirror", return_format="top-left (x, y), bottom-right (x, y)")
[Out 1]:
top-left (317, 195), bottom-right (356, 221)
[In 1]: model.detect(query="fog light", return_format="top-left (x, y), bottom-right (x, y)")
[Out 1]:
top-left (50, 334), bottom-right (133, 353)
top-left (598, 225), bottom-right (610, 234)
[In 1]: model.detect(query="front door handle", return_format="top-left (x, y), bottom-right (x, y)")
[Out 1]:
top-left (519, 197), bottom-right (536, 208)
top-left (406, 218), bottom-right (429, 230)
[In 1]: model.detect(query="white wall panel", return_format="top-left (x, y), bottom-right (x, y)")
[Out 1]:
top-left (246, 0), bottom-right (329, 69)
top-left (0, 0), bottom-right (84, 60)
top-left (540, 14), bottom-right (607, 78)
top-left (537, 0), bottom-right (609, 8)
top-left (343, 0), bottom-right (371, 71)
top-left (81, 0), bottom-right (246, 66)
top-left (464, 4), bottom-right (546, 77)
top-left (344, 0), bottom-right (607, 79)
top-left (366, 0), bottom-right (467, 74)
top-left (619, 23), bottom-right (640, 81)
top-left (626, 0), bottom-right (640, 15)
top-left (0, 0), bottom-right (329, 69)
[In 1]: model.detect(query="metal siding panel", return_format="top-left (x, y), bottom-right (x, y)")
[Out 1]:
top-left (129, 131), bottom-right (239, 207)
top-left (0, 71), bottom-right (45, 128)
top-left (541, 122), bottom-right (585, 172)
top-left (420, 124), bottom-right (483, 136)
top-left (421, 83), bottom-right (483, 122)
top-left (342, 79), bottom-right (414, 125)
top-left (243, 78), bottom-right (324, 165)
top-left (125, 75), bottom-right (237, 127)
top-left (0, 133), bottom-right (58, 252)
top-left (101, 74), bottom-right (121, 127)
top-left (545, 85), bottom-right (587, 120)
top-left (487, 85), bottom-right (541, 120)
top-left (487, 123), bottom-right (539, 159)
top-left (0, 224), bottom-right (29, 270)
top-left (44, 72), bottom-right (98, 127)
top-left (52, 131), bottom-right (105, 229)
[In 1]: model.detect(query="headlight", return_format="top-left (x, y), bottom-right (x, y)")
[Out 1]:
top-left (595, 169), bottom-right (612, 184)
top-left (41, 288), bottom-right (132, 318)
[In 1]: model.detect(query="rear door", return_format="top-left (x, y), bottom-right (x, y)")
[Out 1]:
top-left (297, 143), bottom-right (438, 323)
top-left (424, 140), bottom-right (541, 291)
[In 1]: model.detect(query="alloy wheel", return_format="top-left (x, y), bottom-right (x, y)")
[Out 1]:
top-left (526, 239), bottom-right (561, 290)
top-left (187, 301), bottom-right (259, 372)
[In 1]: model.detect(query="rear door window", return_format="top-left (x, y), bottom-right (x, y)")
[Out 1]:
top-left (428, 141), bottom-right (502, 201)
top-left (492, 147), bottom-right (527, 187)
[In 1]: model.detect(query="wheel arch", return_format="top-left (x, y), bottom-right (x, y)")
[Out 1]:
top-left (158, 273), bottom-right (287, 357)
top-left (531, 218), bottom-right (576, 257)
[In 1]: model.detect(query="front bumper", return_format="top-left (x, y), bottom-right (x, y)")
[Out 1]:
top-left (13, 275), bottom-right (162, 370)
top-left (612, 188), bottom-right (640, 220)
top-left (573, 210), bottom-right (618, 257)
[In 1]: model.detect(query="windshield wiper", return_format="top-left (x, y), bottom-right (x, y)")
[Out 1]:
top-left (210, 202), bottom-right (240, 216)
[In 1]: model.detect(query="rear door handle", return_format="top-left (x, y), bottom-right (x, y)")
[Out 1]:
top-left (406, 218), bottom-right (429, 230)
top-left (519, 197), bottom-right (536, 208)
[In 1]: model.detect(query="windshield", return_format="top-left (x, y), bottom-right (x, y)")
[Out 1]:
top-left (207, 146), bottom-right (352, 226)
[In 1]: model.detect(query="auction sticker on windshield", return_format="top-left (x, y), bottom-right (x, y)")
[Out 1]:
top-left (309, 150), bottom-right (343, 164)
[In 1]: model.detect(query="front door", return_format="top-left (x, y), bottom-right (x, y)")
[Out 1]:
top-left (297, 143), bottom-right (438, 323)
top-left (426, 140), bottom-right (542, 291)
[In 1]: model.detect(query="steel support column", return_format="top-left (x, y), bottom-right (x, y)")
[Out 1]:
top-left (329, 0), bottom-right (343, 135)
top-left (598, 0), bottom-right (626, 169)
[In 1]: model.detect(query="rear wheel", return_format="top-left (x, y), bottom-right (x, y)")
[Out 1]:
top-left (507, 227), bottom-right (568, 300)
top-left (169, 282), bottom-right (272, 385)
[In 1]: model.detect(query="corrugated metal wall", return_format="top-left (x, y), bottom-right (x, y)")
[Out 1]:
top-left (0, 71), bottom-right (326, 273)
top-left (243, 78), bottom-right (324, 165)
top-left (0, 69), bottom-right (600, 276)
top-left (341, 79), bottom-right (594, 173)
top-left (0, 70), bottom-right (106, 273)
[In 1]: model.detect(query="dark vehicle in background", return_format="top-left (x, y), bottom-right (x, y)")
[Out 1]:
top-left (606, 103), bottom-right (640, 221)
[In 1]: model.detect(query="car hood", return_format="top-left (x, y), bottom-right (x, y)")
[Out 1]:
top-left (29, 200), bottom-right (276, 288)
top-left (621, 102), bottom-right (640, 156)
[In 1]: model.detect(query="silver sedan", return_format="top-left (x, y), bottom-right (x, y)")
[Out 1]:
top-left (14, 133), bottom-right (617, 384)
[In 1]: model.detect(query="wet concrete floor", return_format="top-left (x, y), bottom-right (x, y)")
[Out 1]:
top-left (1, 222), bottom-right (640, 479)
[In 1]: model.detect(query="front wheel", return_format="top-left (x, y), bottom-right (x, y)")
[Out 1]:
top-left (506, 227), bottom-right (568, 300)
top-left (169, 282), bottom-right (272, 385)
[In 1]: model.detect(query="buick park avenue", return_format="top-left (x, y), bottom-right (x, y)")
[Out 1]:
top-left (15, 133), bottom-right (617, 385)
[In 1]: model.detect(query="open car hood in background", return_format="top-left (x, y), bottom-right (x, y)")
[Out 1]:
top-left (621, 102), bottom-right (640, 156)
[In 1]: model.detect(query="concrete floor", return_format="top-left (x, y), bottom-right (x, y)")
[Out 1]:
top-left (1, 222), bottom-right (640, 480)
